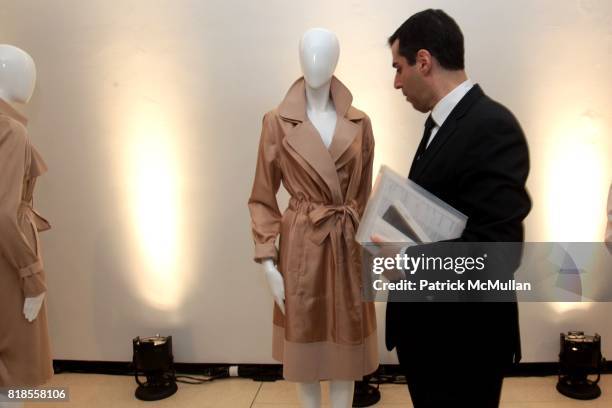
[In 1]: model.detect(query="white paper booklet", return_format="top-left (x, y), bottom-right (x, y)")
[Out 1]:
top-left (355, 165), bottom-right (468, 244)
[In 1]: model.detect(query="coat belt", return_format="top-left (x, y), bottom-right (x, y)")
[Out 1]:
top-left (288, 197), bottom-right (359, 245)
top-left (19, 201), bottom-right (51, 232)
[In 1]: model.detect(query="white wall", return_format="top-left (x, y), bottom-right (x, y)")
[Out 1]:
top-left (1, 0), bottom-right (611, 364)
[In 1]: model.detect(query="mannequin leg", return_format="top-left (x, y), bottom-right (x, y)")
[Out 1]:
top-left (329, 380), bottom-right (354, 408)
top-left (296, 381), bottom-right (321, 408)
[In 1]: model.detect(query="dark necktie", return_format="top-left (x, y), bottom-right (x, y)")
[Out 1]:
top-left (415, 114), bottom-right (436, 161)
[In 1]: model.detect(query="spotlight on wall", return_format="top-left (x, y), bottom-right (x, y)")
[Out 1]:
top-left (132, 335), bottom-right (177, 401)
top-left (557, 331), bottom-right (604, 400)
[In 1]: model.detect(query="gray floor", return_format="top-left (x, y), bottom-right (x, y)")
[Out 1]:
top-left (14, 373), bottom-right (611, 407)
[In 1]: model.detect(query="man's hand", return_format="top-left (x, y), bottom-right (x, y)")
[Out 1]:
top-left (370, 233), bottom-right (407, 282)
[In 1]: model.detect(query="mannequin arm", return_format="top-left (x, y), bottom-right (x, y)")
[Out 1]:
top-left (262, 258), bottom-right (285, 314)
top-left (23, 292), bottom-right (45, 322)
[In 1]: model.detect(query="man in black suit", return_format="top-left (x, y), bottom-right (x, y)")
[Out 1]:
top-left (382, 9), bottom-right (532, 407)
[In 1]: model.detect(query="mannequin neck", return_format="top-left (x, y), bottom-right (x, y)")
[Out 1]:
top-left (0, 90), bottom-right (28, 105)
top-left (305, 80), bottom-right (334, 113)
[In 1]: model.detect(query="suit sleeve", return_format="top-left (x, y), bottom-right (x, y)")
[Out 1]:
top-left (356, 116), bottom-right (375, 217)
top-left (455, 110), bottom-right (531, 244)
top-left (0, 119), bottom-right (47, 297)
top-left (248, 112), bottom-right (283, 263)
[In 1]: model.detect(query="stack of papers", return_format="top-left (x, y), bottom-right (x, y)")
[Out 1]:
top-left (355, 165), bottom-right (468, 244)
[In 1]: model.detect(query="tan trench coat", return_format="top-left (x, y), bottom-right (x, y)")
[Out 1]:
top-left (0, 99), bottom-right (53, 387)
top-left (248, 77), bottom-right (378, 382)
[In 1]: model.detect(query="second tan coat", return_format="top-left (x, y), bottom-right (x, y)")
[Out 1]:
top-left (0, 99), bottom-right (53, 387)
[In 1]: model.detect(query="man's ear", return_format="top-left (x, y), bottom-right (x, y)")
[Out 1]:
top-left (416, 49), bottom-right (433, 75)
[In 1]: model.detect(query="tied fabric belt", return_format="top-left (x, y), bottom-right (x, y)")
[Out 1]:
top-left (288, 197), bottom-right (360, 245)
top-left (286, 197), bottom-right (365, 336)
top-left (19, 200), bottom-right (51, 232)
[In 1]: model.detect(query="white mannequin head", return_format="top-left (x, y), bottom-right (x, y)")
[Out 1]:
top-left (299, 28), bottom-right (340, 89)
top-left (0, 44), bottom-right (37, 104)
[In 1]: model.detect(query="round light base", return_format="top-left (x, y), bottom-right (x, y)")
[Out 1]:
top-left (557, 376), bottom-right (601, 400)
top-left (135, 381), bottom-right (178, 401)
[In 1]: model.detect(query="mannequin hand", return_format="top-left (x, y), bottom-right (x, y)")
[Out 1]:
top-left (23, 292), bottom-right (45, 322)
top-left (262, 259), bottom-right (285, 314)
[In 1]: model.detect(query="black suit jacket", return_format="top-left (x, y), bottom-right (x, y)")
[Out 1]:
top-left (385, 84), bottom-right (531, 366)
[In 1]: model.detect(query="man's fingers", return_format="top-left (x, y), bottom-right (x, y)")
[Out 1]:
top-left (371, 233), bottom-right (386, 243)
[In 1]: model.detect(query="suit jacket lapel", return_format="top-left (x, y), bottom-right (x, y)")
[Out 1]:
top-left (410, 85), bottom-right (485, 180)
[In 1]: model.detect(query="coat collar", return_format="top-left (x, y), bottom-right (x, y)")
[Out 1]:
top-left (279, 76), bottom-right (365, 204)
top-left (409, 84), bottom-right (485, 180)
top-left (278, 76), bottom-right (365, 122)
top-left (0, 98), bottom-right (28, 126)
top-left (0, 98), bottom-right (47, 178)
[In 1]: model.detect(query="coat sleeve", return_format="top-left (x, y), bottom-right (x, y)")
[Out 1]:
top-left (248, 112), bottom-right (283, 263)
top-left (0, 119), bottom-right (47, 297)
top-left (356, 115), bottom-right (375, 218)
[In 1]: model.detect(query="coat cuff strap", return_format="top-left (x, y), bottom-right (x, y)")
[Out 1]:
top-left (19, 258), bottom-right (44, 278)
top-left (254, 242), bottom-right (278, 263)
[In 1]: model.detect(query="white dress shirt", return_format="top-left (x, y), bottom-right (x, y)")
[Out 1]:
top-left (426, 78), bottom-right (474, 148)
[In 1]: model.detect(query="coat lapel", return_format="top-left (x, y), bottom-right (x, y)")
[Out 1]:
top-left (285, 120), bottom-right (344, 203)
top-left (279, 77), bottom-right (364, 204)
top-left (410, 85), bottom-right (484, 180)
top-left (328, 115), bottom-right (360, 164)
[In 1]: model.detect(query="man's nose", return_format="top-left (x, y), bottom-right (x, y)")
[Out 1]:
top-left (394, 76), bottom-right (401, 89)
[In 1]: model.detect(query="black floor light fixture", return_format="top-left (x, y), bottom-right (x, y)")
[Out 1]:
top-left (133, 334), bottom-right (178, 401)
top-left (352, 374), bottom-right (381, 407)
top-left (557, 331), bottom-right (605, 400)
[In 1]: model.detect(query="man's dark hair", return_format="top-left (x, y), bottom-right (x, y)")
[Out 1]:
top-left (388, 9), bottom-right (464, 70)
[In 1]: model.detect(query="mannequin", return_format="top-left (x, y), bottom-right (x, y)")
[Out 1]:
top-left (253, 29), bottom-right (376, 408)
top-left (261, 28), bottom-right (341, 317)
top-left (0, 45), bottom-right (45, 323)
top-left (0, 45), bottom-right (52, 407)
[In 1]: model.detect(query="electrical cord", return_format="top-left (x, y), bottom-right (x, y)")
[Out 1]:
top-left (175, 374), bottom-right (227, 384)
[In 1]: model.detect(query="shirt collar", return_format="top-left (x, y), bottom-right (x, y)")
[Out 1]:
top-left (431, 78), bottom-right (474, 128)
